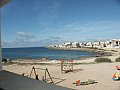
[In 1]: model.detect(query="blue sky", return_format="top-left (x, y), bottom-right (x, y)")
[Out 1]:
top-left (1, 0), bottom-right (120, 48)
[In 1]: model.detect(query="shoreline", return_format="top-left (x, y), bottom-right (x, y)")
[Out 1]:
top-left (49, 47), bottom-right (115, 57)
top-left (2, 47), bottom-right (120, 65)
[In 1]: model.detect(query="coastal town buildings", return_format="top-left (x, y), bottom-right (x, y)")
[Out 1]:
top-left (85, 42), bottom-right (93, 47)
top-left (48, 39), bottom-right (120, 49)
top-left (71, 42), bottom-right (79, 48)
top-left (109, 39), bottom-right (120, 48)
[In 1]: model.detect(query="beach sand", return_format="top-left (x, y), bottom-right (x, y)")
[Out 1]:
top-left (2, 48), bottom-right (120, 90)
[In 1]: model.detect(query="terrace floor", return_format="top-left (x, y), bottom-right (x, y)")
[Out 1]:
top-left (0, 70), bottom-right (71, 90)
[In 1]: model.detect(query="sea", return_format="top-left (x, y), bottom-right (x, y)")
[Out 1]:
top-left (2, 47), bottom-right (97, 60)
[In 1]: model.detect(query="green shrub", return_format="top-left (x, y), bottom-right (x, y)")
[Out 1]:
top-left (115, 57), bottom-right (120, 62)
top-left (95, 57), bottom-right (111, 63)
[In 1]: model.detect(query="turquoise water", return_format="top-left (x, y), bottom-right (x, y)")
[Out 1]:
top-left (2, 47), bottom-right (97, 60)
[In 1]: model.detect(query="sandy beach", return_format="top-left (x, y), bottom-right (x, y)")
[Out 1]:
top-left (2, 48), bottom-right (120, 90)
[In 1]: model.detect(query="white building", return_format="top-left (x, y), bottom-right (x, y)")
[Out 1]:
top-left (78, 42), bottom-right (85, 47)
top-left (72, 42), bottom-right (79, 48)
top-left (63, 42), bottom-right (72, 48)
top-left (109, 39), bottom-right (120, 48)
top-left (86, 42), bottom-right (93, 48)
top-left (99, 41), bottom-right (106, 48)
top-left (92, 42), bottom-right (100, 48)
top-left (48, 39), bottom-right (120, 49)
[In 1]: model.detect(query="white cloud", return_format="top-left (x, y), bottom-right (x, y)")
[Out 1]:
top-left (49, 36), bottom-right (62, 39)
top-left (16, 31), bottom-right (31, 36)
top-left (16, 31), bottom-right (36, 39)
top-left (2, 37), bottom-right (64, 48)
top-left (1, 31), bottom-right (38, 47)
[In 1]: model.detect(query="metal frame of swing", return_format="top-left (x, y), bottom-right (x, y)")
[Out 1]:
top-left (29, 66), bottom-right (54, 83)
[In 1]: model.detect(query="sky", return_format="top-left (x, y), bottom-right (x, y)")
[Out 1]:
top-left (1, 0), bottom-right (120, 48)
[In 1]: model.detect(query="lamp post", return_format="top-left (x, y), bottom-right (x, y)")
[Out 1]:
top-left (0, 0), bottom-right (10, 71)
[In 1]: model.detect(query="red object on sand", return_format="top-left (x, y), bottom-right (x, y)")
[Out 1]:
top-left (116, 66), bottom-right (120, 70)
top-left (76, 80), bottom-right (80, 86)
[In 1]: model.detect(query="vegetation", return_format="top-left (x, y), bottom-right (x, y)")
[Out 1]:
top-left (95, 57), bottom-right (112, 63)
top-left (115, 57), bottom-right (120, 62)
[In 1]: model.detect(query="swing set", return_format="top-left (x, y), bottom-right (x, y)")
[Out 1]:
top-left (29, 66), bottom-right (54, 83)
